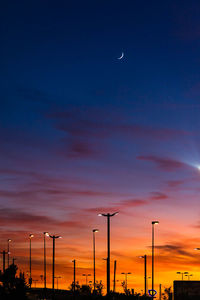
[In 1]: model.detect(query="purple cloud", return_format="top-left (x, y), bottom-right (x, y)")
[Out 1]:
top-left (137, 155), bottom-right (186, 171)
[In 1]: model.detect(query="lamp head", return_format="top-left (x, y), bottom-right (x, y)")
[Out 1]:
top-left (93, 229), bottom-right (99, 233)
top-left (8, 239), bottom-right (11, 242)
top-left (194, 248), bottom-right (200, 251)
top-left (44, 232), bottom-right (49, 236)
top-left (110, 212), bottom-right (119, 217)
top-left (29, 234), bottom-right (34, 239)
top-left (152, 221), bottom-right (159, 225)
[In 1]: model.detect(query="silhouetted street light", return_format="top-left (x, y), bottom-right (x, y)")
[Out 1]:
top-left (176, 272), bottom-right (188, 280)
top-left (152, 221), bottom-right (159, 298)
top-left (72, 259), bottom-right (76, 293)
top-left (98, 212), bottom-right (118, 295)
top-left (54, 276), bottom-right (62, 289)
top-left (32, 279), bottom-right (38, 288)
top-left (92, 229), bottom-right (99, 291)
top-left (113, 260), bottom-right (117, 292)
top-left (49, 234), bottom-right (62, 291)
top-left (7, 239), bottom-right (11, 268)
top-left (0, 250), bottom-right (8, 272)
top-left (139, 255), bottom-right (147, 296)
top-left (185, 274), bottom-right (193, 280)
top-left (147, 276), bottom-right (151, 291)
top-left (29, 234), bottom-right (34, 288)
top-left (82, 274), bottom-right (91, 285)
top-left (121, 272), bottom-right (131, 291)
top-left (43, 232), bottom-right (49, 289)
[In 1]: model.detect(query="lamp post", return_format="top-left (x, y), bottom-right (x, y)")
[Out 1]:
top-left (121, 272), bottom-right (131, 291)
top-left (43, 232), bottom-right (49, 289)
top-left (72, 259), bottom-right (76, 293)
top-left (185, 274), bottom-right (193, 280)
top-left (139, 255), bottom-right (147, 296)
top-left (176, 272), bottom-right (188, 280)
top-left (49, 234), bottom-right (62, 291)
top-left (54, 276), bottom-right (62, 289)
top-left (29, 234), bottom-right (34, 288)
top-left (92, 229), bottom-right (99, 291)
top-left (98, 212), bottom-right (118, 295)
top-left (147, 277), bottom-right (151, 291)
top-left (82, 274), bottom-right (91, 286)
top-left (0, 250), bottom-right (8, 272)
top-left (113, 260), bottom-right (117, 292)
top-left (7, 239), bottom-right (11, 268)
top-left (152, 221), bottom-right (159, 298)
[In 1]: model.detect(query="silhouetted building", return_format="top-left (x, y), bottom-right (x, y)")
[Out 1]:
top-left (174, 280), bottom-right (200, 300)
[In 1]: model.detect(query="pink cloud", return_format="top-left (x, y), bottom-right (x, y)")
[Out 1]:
top-left (150, 192), bottom-right (169, 200)
top-left (84, 198), bottom-right (148, 214)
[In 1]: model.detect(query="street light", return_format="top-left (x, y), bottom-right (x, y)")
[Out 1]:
top-left (121, 272), bottom-right (131, 291)
top-left (98, 212), bottom-right (118, 295)
top-left (152, 221), bottom-right (159, 298)
top-left (185, 274), bottom-right (193, 280)
top-left (72, 259), bottom-right (76, 293)
top-left (7, 239), bottom-right (11, 268)
top-left (49, 234), bottom-right (62, 291)
top-left (82, 274), bottom-right (91, 286)
top-left (147, 276), bottom-right (151, 291)
top-left (54, 276), bottom-right (62, 289)
top-left (29, 234), bottom-right (34, 288)
top-left (176, 272), bottom-right (188, 280)
top-left (43, 232), bottom-right (49, 289)
top-left (92, 229), bottom-right (99, 291)
top-left (139, 255), bottom-right (147, 296)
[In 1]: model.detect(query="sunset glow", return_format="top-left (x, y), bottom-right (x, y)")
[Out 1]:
top-left (1, 1), bottom-right (200, 297)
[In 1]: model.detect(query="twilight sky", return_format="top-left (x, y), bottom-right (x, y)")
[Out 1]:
top-left (1, 0), bottom-right (200, 292)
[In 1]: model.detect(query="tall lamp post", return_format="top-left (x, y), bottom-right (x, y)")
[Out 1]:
top-left (72, 259), bottom-right (76, 293)
top-left (29, 234), bottom-right (34, 288)
top-left (43, 232), bottom-right (49, 289)
top-left (49, 234), bottom-right (62, 291)
top-left (7, 239), bottom-right (11, 268)
top-left (98, 212), bottom-right (119, 295)
top-left (92, 229), bottom-right (99, 291)
top-left (139, 255), bottom-right (147, 296)
top-left (82, 273), bottom-right (91, 285)
top-left (121, 272), bottom-right (131, 291)
top-left (152, 221), bottom-right (159, 298)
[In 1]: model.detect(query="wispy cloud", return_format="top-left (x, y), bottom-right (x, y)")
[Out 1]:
top-left (46, 107), bottom-right (192, 159)
top-left (137, 155), bottom-right (186, 171)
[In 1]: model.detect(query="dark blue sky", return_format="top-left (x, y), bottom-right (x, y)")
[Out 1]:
top-left (1, 0), bottom-right (200, 289)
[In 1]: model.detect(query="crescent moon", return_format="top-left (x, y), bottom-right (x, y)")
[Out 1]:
top-left (117, 52), bottom-right (124, 60)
